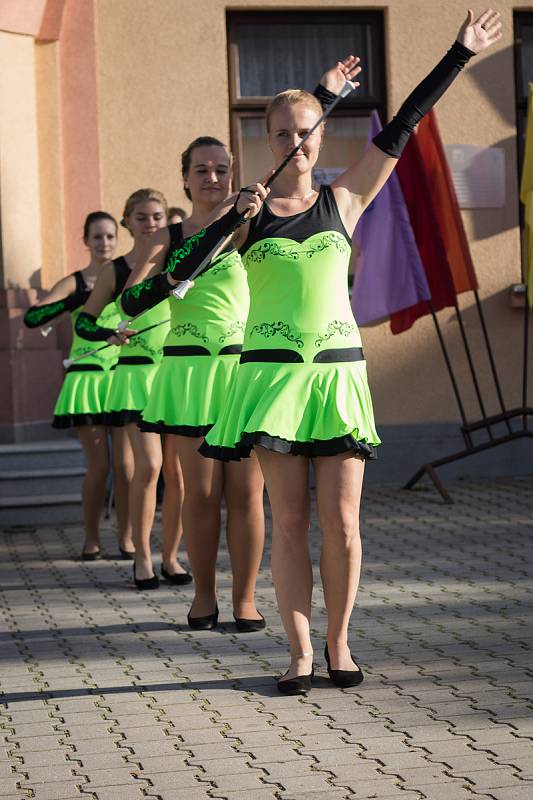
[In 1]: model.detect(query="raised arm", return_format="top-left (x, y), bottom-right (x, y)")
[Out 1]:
top-left (23, 273), bottom-right (83, 328)
top-left (331, 8), bottom-right (502, 231)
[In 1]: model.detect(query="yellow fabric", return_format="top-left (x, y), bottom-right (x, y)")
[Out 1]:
top-left (520, 83), bottom-right (533, 308)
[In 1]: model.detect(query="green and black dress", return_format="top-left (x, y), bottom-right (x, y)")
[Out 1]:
top-left (53, 272), bottom-right (120, 428)
top-left (201, 185), bottom-right (380, 460)
top-left (140, 223), bottom-right (249, 435)
top-left (106, 258), bottom-right (170, 426)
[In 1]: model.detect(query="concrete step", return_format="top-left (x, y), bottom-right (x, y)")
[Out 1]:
top-left (0, 467), bottom-right (86, 498)
top-left (0, 493), bottom-right (83, 528)
top-left (0, 440), bottom-right (84, 471)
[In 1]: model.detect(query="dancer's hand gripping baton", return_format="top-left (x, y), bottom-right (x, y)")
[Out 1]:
top-left (170, 80), bottom-right (356, 300)
top-left (62, 318), bottom-right (170, 369)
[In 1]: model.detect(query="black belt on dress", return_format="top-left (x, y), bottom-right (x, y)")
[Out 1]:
top-left (117, 355), bottom-right (154, 366)
top-left (164, 344), bottom-right (243, 357)
top-left (240, 347), bottom-right (365, 364)
top-left (66, 363), bottom-right (104, 373)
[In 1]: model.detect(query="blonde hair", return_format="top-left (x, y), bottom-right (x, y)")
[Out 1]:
top-left (122, 188), bottom-right (168, 223)
top-left (265, 89), bottom-right (323, 133)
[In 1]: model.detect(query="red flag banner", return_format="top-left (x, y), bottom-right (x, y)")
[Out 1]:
top-left (417, 111), bottom-right (478, 294)
top-left (390, 125), bottom-right (457, 334)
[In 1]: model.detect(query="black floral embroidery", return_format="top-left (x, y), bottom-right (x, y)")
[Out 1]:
top-left (247, 242), bottom-right (300, 263)
top-left (315, 320), bottom-right (357, 347)
top-left (171, 323), bottom-right (208, 343)
top-left (251, 322), bottom-right (304, 349)
top-left (218, 321), bottom-right (246, 344)
top-left (247, 232), bottom-right (349, 264)
top-left (133, 335), bottom-right (160, 358)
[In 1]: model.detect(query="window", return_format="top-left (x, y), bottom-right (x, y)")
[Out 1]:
top-left (514, 13), bottom-right (533, 180)
top-left (227, 10), bottom-right (386, 187)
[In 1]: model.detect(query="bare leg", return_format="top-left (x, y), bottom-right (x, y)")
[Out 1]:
top-left (176, 436), bottom-right (223, 617)
top-left (76, 425), bottom-right (110, 553)
top-left (110, 427), bottom-right (134, 551)
top-left (255, 447), bottom-right (313, 680)
top-left (161, 434), bottom-right (187, 574)
top-left (314, 452), bottom-right (365, 671)
top-left (126, 424), bottom-right (162, 580)
top-left (224, 454), bottom-right (265, 619)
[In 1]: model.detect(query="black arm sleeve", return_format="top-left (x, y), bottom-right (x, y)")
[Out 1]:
top-left (313, 84), bottom-right (338, 111)
top-left (75, 312), bottom-right (115, 342)
top-left (120, 272), bottom-right (172, 317)
top-left (165, 204), bottom-right (242, 279)
top-left (24, 289), bottom-right (89, 328)
top-left (373, 41), bottom-right (475, 158)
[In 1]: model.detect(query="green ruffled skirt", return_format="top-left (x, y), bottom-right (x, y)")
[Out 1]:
top-left (140, 354), bottom-right (240, 436)
top-left (52, 368), bottom-right (114, 429)
top-left (106, 362), bottom-right (161, 426)
top-left (200, 360), bottom-right (380, 460)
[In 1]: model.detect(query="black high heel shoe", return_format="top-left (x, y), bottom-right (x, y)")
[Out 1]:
top-left (161, 565), bottom-right (193, 585)
top-left (187, 604), bottom-right (219, 631)
top-left (81, 548), bottom-right (101, 561)
top-left (277, 653), bottom-right (314, 695)
top-left (233, 611), bottom-right (266, 633)
top-left (324, 644), bottom-right (364, 688)
top-left (133, 563), bottom-right (159, 591)
top-left (119, 547), bottom-right (135, 560)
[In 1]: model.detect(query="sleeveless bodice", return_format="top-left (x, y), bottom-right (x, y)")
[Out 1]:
top-left (240, 185), bottom-right (361, 362)
top-left (68, 271), bottom-right (120, 369)
top-left (113, 256), bottom-right (169, 362)
top-left (163, 223), bottom-right (249, 355)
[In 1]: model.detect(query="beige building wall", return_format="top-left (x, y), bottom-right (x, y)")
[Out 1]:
top-left (0, 31), bottom-right (42, 288)
top-left (94, 0), bottom-right (529, 429)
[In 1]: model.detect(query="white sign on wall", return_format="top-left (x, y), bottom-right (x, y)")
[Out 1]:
top-left (444, 145), bottom-right (505, 209)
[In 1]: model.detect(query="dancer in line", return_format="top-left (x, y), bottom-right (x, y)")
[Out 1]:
top-left (24, 211), bottom-right (134, 559)
top-left (77, 189), bottom-right (190, 585)
top-left (122, 9), bottom-right (501, 688)
top-left (122, 137), bottom-right (265, 630)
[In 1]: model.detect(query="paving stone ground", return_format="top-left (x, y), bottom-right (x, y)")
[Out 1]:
top-left (0, 476), bottom-right (532, 800)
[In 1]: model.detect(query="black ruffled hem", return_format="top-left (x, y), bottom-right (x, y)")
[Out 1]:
top-left (106, 409), bottom-right (143, 427)
top-left (52, 412), bottom-right (109, 429)
top-left (138, 419), bottom-right (214, 437)
top-left (199, 432), bottom-right (378, 462)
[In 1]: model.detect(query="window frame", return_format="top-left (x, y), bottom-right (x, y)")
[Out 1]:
top-left (227, 9), bottom-right (387, 186)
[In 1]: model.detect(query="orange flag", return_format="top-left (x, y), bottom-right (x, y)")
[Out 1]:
top-left (416, 111), bottom-right (478, 294)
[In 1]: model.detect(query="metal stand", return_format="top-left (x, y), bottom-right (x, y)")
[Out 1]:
top-left (405, 297), bottom-right (531, 503)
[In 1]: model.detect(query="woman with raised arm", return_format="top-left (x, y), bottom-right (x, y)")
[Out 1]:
top-left (24, 211), bottom-right (130, 559)
top-left (77, 189), bottom-right (189, 585)
top-left (122, 137), bottom-right (265, 630)
top-left (124, 9), bottom-right (500, 691)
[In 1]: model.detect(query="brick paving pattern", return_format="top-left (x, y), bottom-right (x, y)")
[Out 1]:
top-left (0, 477), bottom-right (532, 800)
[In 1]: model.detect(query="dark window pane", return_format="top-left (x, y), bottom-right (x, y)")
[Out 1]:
top-left (519, 23), bottom-right (533, 100)
top-left (235, 21), bottom-right (373, 98)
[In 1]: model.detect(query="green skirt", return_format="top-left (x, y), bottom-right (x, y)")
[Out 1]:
top-left (52, 367), bottom-right (114, 429)
top-left (106, 361), bottom-right (161, 426)
top-left (140, 354), bottom-right (240, 436)
top-left (200, 360), bottom-right (380, 461)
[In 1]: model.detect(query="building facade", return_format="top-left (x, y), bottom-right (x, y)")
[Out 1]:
top-left (0, 0), bottom-right (531, 480)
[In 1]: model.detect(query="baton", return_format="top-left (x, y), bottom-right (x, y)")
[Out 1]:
top-left (62, 318), bottom-right (170, 369)
top-left (170, 80), bottom-right (356, 300)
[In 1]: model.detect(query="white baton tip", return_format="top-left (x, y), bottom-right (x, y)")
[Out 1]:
top-left (172, 280), bottom-right (193, 300)
top-left (340, 80), bottom-right (356, 98)
top-left (117, 319), bottom-right (129, 332)
top-left (63, 359), bottom-right (72, 368)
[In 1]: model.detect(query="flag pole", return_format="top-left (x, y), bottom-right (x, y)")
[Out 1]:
top-left (522, 296), bottom-right (530, 430)
top-left (473, 289), bottom-right (512, 433)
